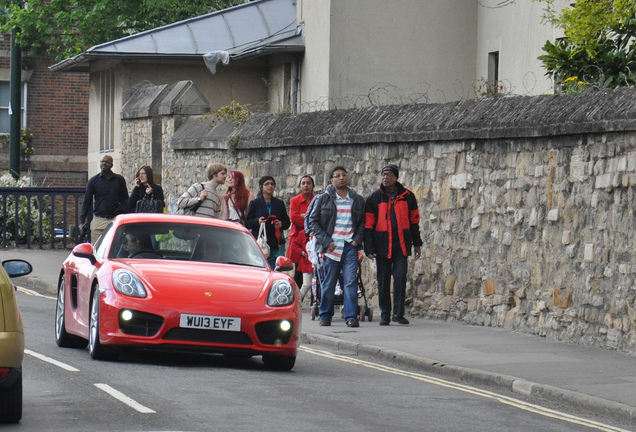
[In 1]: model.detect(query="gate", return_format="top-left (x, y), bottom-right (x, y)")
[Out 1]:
top-left (0, 187), bottom-right (85, 249)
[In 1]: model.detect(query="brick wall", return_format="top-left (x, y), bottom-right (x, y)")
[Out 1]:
top-left (0, 37), bottom-right (88, 187)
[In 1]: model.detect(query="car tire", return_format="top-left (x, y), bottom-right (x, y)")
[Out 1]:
top-left (262, 355), bottom-right (296, 371)
top-left (55, 276), bottom-right (88, 349)
top-left (88, 287), bottom-right (118, 361)
top-left (0, 372), bottom-right (22, 424)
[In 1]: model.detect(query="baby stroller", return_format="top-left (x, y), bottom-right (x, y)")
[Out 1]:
top-left (356, 263), bottom-right (373, 322)
top-left (306, 237), bottom-right (372, 322)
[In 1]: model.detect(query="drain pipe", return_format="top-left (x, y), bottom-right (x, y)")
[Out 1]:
top-left (291, 55), bottom-right (299, 114)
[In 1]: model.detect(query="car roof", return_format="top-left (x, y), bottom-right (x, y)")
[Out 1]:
top-left (112, 214), bottom-right (248, 232)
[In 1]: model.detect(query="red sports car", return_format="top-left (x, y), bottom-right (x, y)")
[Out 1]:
top-left (55, 214), bottom-right (301, 370)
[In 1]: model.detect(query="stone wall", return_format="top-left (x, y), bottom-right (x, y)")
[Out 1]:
top-left (121, 87), bottom-right (636, 355)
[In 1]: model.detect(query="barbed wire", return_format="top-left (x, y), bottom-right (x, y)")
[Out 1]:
top-left (297, 73), bottom-right (559, 112)
top-left (129, 69), bottom-right (634, 116)
top-left (478, 0), bottom-right (516, 9)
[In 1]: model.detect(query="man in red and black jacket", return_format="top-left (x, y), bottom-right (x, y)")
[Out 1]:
top-left (364, 164), bottom-right (422, 326)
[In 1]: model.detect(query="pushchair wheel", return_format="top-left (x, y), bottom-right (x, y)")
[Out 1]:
top-left (367, 307), bottom-right (373, 322)
top-left (358, 306), bottom-right (365, 322)
top-left (310, 304), bottom-right (319, 320)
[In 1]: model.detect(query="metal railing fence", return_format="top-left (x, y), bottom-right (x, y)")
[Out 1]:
top-left (0, 187), bottom-right (85, 249)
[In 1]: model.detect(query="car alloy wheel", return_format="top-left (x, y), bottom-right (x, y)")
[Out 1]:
top-left (55, 276), bottom-right (87, 349)
top-left (88, 287), bottom-right (118, 361)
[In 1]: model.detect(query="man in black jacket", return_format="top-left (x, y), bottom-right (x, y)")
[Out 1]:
top-left (80, 155), bottom-right (129, 243)
top-left (364, 164), bottom-right (422, 325)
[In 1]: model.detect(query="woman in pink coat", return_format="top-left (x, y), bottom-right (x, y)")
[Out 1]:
top-left (287, 175), bottom-right (315, 300)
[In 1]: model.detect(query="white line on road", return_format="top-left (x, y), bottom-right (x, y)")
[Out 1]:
top-left (25, 349), bottom-right (80, 372)
top-left (94, 383), bottom-right (156, 414)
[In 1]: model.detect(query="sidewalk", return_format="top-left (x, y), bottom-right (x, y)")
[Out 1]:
top-left (4, 247), bottom-right (636, 424)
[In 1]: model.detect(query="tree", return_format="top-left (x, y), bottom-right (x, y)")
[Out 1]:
top-left (0, 0), bottom-right (246, 60)
top-left (535, 0), bottom-right (636, 90)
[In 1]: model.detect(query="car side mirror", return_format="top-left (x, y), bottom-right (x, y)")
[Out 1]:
top-left (2, 259), bottom-right (33, 278)
top-left (274, 256), bottom-right (294, 272)
top-left (72, 242), bottom-right (97, 265)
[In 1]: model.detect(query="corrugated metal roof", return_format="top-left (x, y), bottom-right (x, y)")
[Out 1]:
top-left (51, 0), bottom-right (303, 72)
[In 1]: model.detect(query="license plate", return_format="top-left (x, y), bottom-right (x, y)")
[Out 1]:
top-left (180, 314), bottom-right (241, 332)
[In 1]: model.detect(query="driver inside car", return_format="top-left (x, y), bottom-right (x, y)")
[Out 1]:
top-left (122, 233), bottom-right (143, 257)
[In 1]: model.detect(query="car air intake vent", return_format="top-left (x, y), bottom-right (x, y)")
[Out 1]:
top-left (163, 328), bottom-right (253, 345)
top-left (118, 310), bottom-right (163, 337)
top-left (255, 321), bottom-right (294, 345)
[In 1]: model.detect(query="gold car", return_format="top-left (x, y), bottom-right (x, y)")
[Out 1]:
top-left (0, 259), bottom-right (32, 424)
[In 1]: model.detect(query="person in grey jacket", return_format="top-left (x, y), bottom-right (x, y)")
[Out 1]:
top-left (306, 166), bottom-right (365, 327)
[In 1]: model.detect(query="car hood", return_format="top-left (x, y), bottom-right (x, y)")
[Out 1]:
top-left (122, 261), bottom-right (273, 302)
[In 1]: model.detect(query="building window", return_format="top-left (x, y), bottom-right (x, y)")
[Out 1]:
top-left (488, 51), bottom-right (499, 94)
top-left (0, 81), bottom-right (28, 134)
top-left (99, 69), bottom-right (115, 152)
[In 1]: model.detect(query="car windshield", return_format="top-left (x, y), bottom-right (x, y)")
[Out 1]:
top-left (109, 222), bottom-right (268, 268)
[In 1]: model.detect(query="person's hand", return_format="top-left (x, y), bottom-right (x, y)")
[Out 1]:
top-left (199, 190), bottom-right (208, 200)
top-left (134, 177), bottom-right (141, 187)
top-left (366, 253), bottom-right (376, 260)
top-left (327, 242), bottom-right (335, 252)
top-left (259, 216), bottom-right (266, 224)
top-left (273, 219), bottom-right (281, 229)
top-left (414, 246), bottom-right (422, 259)
top-left (145, 185), bottom-right (153, 195)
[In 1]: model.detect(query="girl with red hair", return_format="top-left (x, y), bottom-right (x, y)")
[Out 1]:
top-left (223, 170), bottom-right (255, 223)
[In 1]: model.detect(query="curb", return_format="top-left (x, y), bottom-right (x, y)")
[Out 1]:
top-left (16, 276), bottom-right (57, 295)
top-left (301, 332), bottom-right (636, 425)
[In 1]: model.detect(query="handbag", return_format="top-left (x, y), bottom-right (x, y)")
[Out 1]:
top-left (184, 200), bottom-right (203, 216)
top-left (183, 183), bottom-right (204, 215)
top-left (136, 194), bottom-right (164, 213)
top-left (256, 223), bottom-right (270, 256)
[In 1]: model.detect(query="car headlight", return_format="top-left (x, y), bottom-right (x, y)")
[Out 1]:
top-left (112, 269), bottom-right (147, 298)
top-left (267, 280), bottom-right (295, 306)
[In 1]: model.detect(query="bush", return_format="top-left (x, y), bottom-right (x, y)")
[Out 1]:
top-left (0, 171), bottom-right (52, 244)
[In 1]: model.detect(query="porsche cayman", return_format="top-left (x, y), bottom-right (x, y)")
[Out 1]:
top-left (55, 214), bottom-right (301, 370)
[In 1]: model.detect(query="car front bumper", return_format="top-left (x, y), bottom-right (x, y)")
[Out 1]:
top-left (96, 290), bottom-right (301, 357)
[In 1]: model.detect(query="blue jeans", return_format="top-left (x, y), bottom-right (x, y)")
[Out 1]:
top-left (376, 252), bottom-right (408, 322)
top-left (319, 242), bottom-right (359, 321)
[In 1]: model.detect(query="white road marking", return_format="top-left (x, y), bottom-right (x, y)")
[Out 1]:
top-left (25, 349), bottom-right (80, 372)
top-left (20, 286), bottom-right (155, 415)
top-left (94, 383), bottom-right (156, 414)
top-left (301, 346), bottom-right (632, 432)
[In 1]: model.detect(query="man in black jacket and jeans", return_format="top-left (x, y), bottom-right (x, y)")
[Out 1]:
top-left (80, 155), bottom-right (129, 243)
top-left (364, 164), bottom-right (422, 326)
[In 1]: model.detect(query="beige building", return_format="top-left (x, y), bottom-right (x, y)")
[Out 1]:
top-left (298, 0), bottom-right (479, 106)
top-left (52, 0), bottom-right (568, 177)
top-left (476, 0), bottom-right (567, 97)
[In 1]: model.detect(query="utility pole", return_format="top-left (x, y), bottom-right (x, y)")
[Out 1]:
top-left (9, 5), bottom-right (22, 179)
